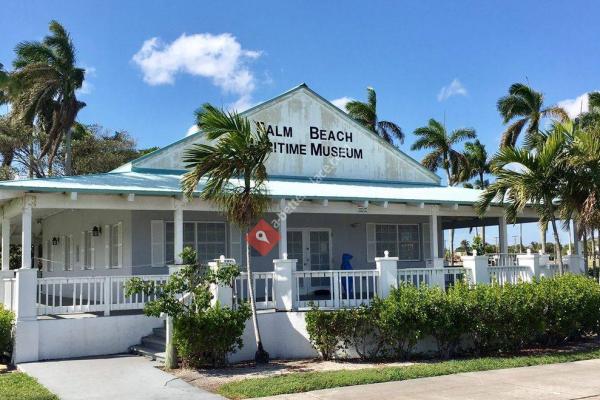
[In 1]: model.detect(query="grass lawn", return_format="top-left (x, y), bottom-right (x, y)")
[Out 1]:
top-left (218, 347), bottom-right (600, 399)
top-left (0, 372), bottom-right (59, 400)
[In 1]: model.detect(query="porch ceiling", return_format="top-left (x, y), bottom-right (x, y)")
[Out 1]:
top-left (442, 216), bottom-right (539, 229)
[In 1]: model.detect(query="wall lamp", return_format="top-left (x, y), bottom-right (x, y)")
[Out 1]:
top-left (92, 226), bottom-right (102, 237)
top-left (52, 237), bottom-right (60, 246)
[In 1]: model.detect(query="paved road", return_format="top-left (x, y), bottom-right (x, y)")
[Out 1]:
top-left (19, 354), bottom-right (224, 400)
top-left (258, 359), bottom-right (600, 400)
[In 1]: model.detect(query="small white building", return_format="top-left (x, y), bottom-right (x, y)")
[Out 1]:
top-left (0, 84), bottom-right (583, 363)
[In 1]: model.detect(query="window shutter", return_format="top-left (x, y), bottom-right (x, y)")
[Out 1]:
top-left (366, 223), bottom-right (376, 262)
top-left (80, 232), bottom-right (85, 270)
top-left (422, 223), bottom-right (431, 261)
top-left (91, 233), bottom-right (96, 270)
top-left (117, 222), bottom-right (123, 268)
top-left (61, 235), bottom-right (67, 271)
top-left (151, 220), bottom-right (165, 267)
top-left (68, 235), bottom-right (74, 271)
top-left (104, 224), bottom-right (110, 269)
top-left (229, 223), bottom-right (242, 265)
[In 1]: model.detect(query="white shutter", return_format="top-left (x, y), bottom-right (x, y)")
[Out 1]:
top-left (151, 220), bottom-right (165, 267)
top-left (117, 222), bottom-right (123, 268)
top-left (422, 223), bottom-right (431, 261)
top-left (61, 235), bottom-right (67, 271)
top-left (43, 239), bottom-right (48, 271)
top-left (366, 223), bottom-right (377, 262)
top-left (68, 235), bottom-right (74, 271)
top-left (229, 223), bottom-right (242, 265)
top-left (91, 233), bottom-right (96, 270)
top-left (104, 224), bottom-right (110, 269)
top-left (80, 232), bottom-right (85, 270)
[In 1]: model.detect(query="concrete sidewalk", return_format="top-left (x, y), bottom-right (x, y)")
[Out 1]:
top-left (19, 354), bottom-right (224, 400)
top-left (258, 358), bottom-right (600, 400)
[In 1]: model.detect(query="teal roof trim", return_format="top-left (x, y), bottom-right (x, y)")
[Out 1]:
top-left (0, 171), bottom-right (485, 205)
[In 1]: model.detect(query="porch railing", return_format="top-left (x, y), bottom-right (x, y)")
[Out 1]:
top-left (36, 274), bottom-right (168, 316)
top-left (397, 267), bottom-right (472, 290)
top-left (293, 270), bottom-right (379, 309)
top-left (234, 272), bottom-right (275, 309)
top-left (488, 266), bottom-right (531, 285)
top-left (488, 253), bottom-right (520, 267)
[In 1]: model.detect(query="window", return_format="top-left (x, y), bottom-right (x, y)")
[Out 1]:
top-left (165, 222), bottom-right (227, 264)
top-left (374, 224), bottom-right (420, 261)
top-left (84, 231), bottom-right (93, 269)
top-left (64, 236), bottom-right (72, 271)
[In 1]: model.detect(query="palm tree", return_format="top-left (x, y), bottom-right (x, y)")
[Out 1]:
top-left (411, 119), bottom-right (476, 186)
top-left (10, 20), bottom-right (86, 175)
top-left (412, 119), bottom-right (476, 264)
top-left (497, 83), bottom-right (568, 148)
top-left (476, 132), bottom-right (567, 273)
top-left (181, 103), bottom-right (272, 363)
top-left (463, 139), bottom-right (490, 246)
top-left (345, 87), bottom-right (404, 145)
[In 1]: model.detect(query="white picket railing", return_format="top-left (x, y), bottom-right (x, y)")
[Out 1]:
top-left (488, 253), bottom-right (520, 267)
top-left (3, 278), bottom-right (16, 312)
top-left (293, 270), bottom-right (379, 309)
top-left (397, 267), bottom-right (471, 289)
top-left (234, 272), bottom-right (275, 309)
top-left (488, 266), bottom-right (531, 285)
top-left (36, 274), bottom-right (168, 316)
top-left (109, 275), bottom-right (168, 311)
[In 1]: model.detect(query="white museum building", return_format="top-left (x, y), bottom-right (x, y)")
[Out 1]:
top-left (0, 84), bottom-right (585, 363)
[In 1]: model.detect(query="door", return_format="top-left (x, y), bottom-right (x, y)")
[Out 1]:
top-left (287, 229), bottom-right (332, 294)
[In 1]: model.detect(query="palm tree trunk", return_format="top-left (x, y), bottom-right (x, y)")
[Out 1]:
top-left (482, 225), bottom-right (486, 253)
top-left (592, 229), bottom-right (598, 281)
top-left (445, 165), bottom-right (455, 265)
top-left (245, 228), bottom-right (268, 363)
top-left (550, 216), bottom-right (565, 274)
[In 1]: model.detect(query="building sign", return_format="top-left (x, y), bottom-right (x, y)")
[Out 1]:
top-left (260, 123), bottom-right (364, 160)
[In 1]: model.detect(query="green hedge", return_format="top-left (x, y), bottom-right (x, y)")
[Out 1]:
top-left (0, 305), bottom-right (14, 362)
top-left (305, 275), bottom-right (600, 360)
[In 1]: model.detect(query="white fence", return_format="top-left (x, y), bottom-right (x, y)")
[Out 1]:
top-left (488, 253), bottom-right (519, 267)
top-left (293, 270), bottom-right (379, 309)
top-left (488, 266), bottom-right (531, 285)
top-left (36, 275), bottom-right (168, 316)
top-left (234, 272), bottom-right (275, 309)
top-left (397, 267), bottom-right (471, 290)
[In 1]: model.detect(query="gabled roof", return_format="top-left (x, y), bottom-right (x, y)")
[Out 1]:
top-left (116, 83), bottom-right (441, 185)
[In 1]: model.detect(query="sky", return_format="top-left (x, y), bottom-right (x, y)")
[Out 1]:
top-left (1, 0), bottom-right (599, 246)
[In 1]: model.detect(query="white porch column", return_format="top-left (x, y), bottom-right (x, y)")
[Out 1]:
top-left (572, 221), bottom-right (581, 256)
top-left (21, 202), bottom-right (32, 269)
top-left (209, 257), bottom-right (233, 308)
top-left (430, 206), bottom-right (439, 259)
top-left (278, 199), bottom-right (288, 259)
top-left (173, 204), bottom-right (183, 265)
top-left (273, 256), bottom-right (297, 311)
top-left (499, 216), bottom-right (508, 254)
top-left (2, 218), bottom-right (10, 271)
top-left (14, 200), bottom-right (40, 363)
top-left (375, 251), bottom-right (398, 298)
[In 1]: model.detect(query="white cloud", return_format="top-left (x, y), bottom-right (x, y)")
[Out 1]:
top-left (186, 124), bottom-right (198, 137)
top-left (77, 65), bottom-right (96, 95)
top-left (132, 33), bottom-right (261, 110)
top-left (557, 92), bottom-right (591, 119)
top-left (330, 96), bottom-right (354, 112)
top-left (437, 78), bottom-right (467, 101)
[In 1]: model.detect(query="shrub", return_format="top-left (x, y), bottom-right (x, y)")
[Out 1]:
top-left (424, 284), bottom-right (471, 358)
top-left (305, 305), bottom-right (350, 360)
top-left (174, 302), bottom-right (251, 368)
top-left (0, 306), bottom-right (14, 361)
top-left (379, 283), bottom-right (428, 359)
top-left (304, 275), bottom-right (600, 361)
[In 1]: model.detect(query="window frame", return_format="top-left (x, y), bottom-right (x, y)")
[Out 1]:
top-left (164, 221), bottom-right (227, 265)
top-left (374, 223), bottom-right (421, 262)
